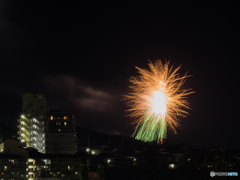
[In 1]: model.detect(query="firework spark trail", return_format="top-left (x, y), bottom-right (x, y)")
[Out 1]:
top-left (124, 60), bottom-right (194, 143)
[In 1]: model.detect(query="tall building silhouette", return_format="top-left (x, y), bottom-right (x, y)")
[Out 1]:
top-left (17, 93), bottom-right (77, 154)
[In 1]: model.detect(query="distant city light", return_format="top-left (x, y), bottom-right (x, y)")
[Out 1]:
top-left (86, 148), bottom-right (90, 152)
top-left (92, 151), bottom-right (95, 155)
top-left (133, 158), bottom-right (136, 161)
top-left (188, 158), bottom-right (190, 161)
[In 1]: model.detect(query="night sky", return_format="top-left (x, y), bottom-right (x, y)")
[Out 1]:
top-left (1, 1), bottom-right (239, 148)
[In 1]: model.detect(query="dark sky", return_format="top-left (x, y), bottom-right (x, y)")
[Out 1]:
top-left (1, 1), bottom-right (239, 148)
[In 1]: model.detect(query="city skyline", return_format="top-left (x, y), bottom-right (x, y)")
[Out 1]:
top-left (0, 1), bottom-right (239, 149)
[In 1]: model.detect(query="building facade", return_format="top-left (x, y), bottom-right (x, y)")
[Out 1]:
top-left (42, 111), bottom-right (78, 154)
top-left (0, 140), bottom-right (83, 180)
top-left (0, 153), bottom-right (83, 180)
top-left (17, 93), bottom-right (48, 153)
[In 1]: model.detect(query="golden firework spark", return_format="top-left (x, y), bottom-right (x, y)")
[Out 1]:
top-left (123, 60), bottom-right (194, 143)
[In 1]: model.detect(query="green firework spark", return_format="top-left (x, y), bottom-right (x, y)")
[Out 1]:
top-left (131, 111), bottom-right (167, 143)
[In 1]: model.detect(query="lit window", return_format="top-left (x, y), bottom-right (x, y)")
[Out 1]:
top-left (75, 172), bottom-right (78, 175)
top-left (64, 122), bottom-right (67, 126)
top-left (58, 129), bottom-right (61, 132)
top-left (169, 164), bottom-right (174, 169)
top-left (4, 166), bottom-right (7, 170)
top-left (68, 166), bottom-right (70, 170)
top-left (63, 116), bottom-right (68, 120)
top-left (50, 116), bottom-right (53, 120)
top-left (58, 117), bottom-right (60, 119)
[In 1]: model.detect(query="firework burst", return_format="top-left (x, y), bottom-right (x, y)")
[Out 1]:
top-left (123, 60), bottom-right (194, 143)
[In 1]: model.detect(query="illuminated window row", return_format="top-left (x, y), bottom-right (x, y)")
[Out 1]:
top-left (56, 122), bottom-right (67, 126)
top-left (50, 116), bottom-right (69, 120)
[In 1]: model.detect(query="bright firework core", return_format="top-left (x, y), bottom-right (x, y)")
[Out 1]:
top-left (124, 60), bottom-right (194, 143)
top-left (151, 89), bottom-right (167, 118)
